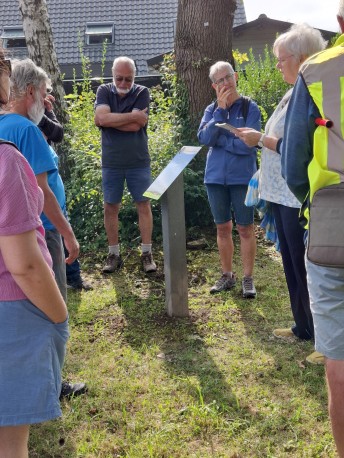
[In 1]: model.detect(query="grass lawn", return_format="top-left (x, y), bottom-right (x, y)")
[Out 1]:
top-left (29, 226), bottom-right (334, 457)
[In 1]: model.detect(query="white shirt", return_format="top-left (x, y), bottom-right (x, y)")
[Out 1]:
top-left (259, 88), bottom-right (301, 208)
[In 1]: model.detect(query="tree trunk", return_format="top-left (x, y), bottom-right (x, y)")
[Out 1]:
top-left (175, 0), bottom-right (236, 124)
top-left (18, 0), bottom-right (68, 125)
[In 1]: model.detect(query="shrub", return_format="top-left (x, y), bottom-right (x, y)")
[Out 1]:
top-left (63, 90), bottom-right (104, 251)
top-left (63, 46), bottom-right (289, 253)
top-left (236, 46), bottom-right (290, 127)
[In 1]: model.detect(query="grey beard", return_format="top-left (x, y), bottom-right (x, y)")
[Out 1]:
top-left (28, 102), bottom-right (44, 125)
top-left (115, 83), bottom-right (134, 95)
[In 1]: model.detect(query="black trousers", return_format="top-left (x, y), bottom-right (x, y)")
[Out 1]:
top-left (271, 203), bottom-right (314, 340)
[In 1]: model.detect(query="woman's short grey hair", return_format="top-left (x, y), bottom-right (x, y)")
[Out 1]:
top-left (338, 0), bottom-right (344, 19)
top-left (11, 58), bottom-right (51, 98)
top-left (112, 56), bottom-right (136, 75)
top-left (209, 61), bottom-right (234, 82)
top-left (273, 23), bottom-right (327, 61)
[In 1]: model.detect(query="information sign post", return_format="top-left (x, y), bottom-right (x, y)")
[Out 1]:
top-left (144, 146), bottom-right (201, 317)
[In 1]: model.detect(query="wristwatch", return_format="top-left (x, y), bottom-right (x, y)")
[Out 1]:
top-left (258, 134), bottom-right (266, 148)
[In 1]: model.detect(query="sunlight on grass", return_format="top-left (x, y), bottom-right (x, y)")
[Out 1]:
top-left (28, 229), bottom-right (335, 458)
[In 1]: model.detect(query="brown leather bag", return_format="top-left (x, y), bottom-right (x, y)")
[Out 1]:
top-left (307, 183), bottom-right (344, 267)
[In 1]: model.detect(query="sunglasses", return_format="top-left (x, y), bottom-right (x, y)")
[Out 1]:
top-left (0, 59), bottom-right (12, 77)
top-left (115, 75), bottom-right (133, 83)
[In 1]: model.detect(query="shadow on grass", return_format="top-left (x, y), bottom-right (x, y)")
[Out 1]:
top-left (28, 291), bottom-right (84, 458)
top-left (33, 230), bottom-right (331, 457)
top-left (236, 239), bottom-right (328, 402)
top-left (107, 259), bottom-right (264, 433)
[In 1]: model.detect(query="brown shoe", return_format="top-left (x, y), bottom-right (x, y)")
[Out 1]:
top-left (306, 351), bottom-right (325, 365)
top-left (141, 251), bottom-right (157, 273)
top-left (272, 328), bottom-right (296, 340)
top-left (102, 253), bottom-right (123, 273)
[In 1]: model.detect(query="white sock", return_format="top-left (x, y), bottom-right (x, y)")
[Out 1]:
top-left (141, 243), bottom-right (152, 254)
top-left (109, 244), bottom-right (120, 256)
top-left (223, 271), bottom-right (233, 277)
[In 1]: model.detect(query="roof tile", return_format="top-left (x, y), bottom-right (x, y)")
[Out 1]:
top-left (1, 0), bottom-right (247, 76)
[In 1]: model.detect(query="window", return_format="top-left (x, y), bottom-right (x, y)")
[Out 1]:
top-left (1, 26), bottom-right (26, 48)
top-left (85, 22), bottom-right (114, 45)
top-left (173, 19), bottom-right (177, 37)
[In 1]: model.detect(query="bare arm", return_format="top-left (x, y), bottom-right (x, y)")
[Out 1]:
top-left (116, 122), bottom-right (145, 132)
top-left (94, 105), bottom-right (148, 131)
top-left (36, 172), bottom-right (79, 264)
top-left (236, 128), bottom-right (280, 152)
top-left (263, 135), bottom-right (280, 152)
top-left (0, 230), bottom-right (68, 323)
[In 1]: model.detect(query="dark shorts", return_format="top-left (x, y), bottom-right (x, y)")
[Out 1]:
top-left (102, 166), bottom-right (152, 204)
top-left (45, 229), bottom-right (67, 302)
top-left (206, 183), bottom-right (254, 226)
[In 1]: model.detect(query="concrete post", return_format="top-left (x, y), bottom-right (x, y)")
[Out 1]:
top-left (161, 173), bottom-right (189, 317)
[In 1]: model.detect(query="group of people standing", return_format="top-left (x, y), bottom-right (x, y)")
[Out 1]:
top-left (199, 23), bottom-right (326, 367)
top-left (0, 51), bottom-right (158, 455)
top-left (1, 1), bottom-right (344, 456)
top-left (0, 56), bottom-right (70, 455)
top-left (198, 25), bottom-right (325, 363)
top-left (0, 55), bottom-right (92, 456)
top-left (198, 2), bottom-right (344, 456)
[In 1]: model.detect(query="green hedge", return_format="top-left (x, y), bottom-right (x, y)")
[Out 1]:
top-left (63, 48), bottom-right (289, 252)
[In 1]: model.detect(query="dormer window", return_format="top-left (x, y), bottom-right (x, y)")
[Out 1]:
top-left (1, 26), bottom-right (26, 48)
top-left (85, 22), bottom-right (114, 45)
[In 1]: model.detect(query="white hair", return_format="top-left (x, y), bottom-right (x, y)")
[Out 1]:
top-left (209, 61), bottom-right (234, 82)
top-left (339, 0), bottom-right (344, 19)
top-left (273, 23), bottom-right (327, 61)
top-left (112, 56), bottom-right (136, 75)
top-left (11, 58), bottom-right (51, 99)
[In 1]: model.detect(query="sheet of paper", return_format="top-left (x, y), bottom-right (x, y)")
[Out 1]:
top-left (215, 123), bottom-right (240, 135)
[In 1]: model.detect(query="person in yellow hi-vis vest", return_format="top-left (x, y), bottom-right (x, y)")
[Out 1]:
top-left (282, 2), bottom-right (344, 455)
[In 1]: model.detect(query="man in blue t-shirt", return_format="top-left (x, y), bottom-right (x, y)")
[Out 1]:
top-left (0, 59), bottom-right (79, 301)
top-left (0, 58), bottom-right (86, 399)
top-left (95, 56), bottom-right (157, 274)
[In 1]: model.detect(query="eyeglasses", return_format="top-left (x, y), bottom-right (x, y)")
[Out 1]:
top-left (214, 73), bottom-right (234, 85)
top-left (276, 55), bottom-right (294, 65)
top-left (115, 75), bottom-right (134, 83)
top-left (0, 59), bottom-right (11, 77)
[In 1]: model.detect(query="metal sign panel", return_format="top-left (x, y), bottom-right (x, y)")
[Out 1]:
top-left (143, 146), bottom-right (202, 200)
